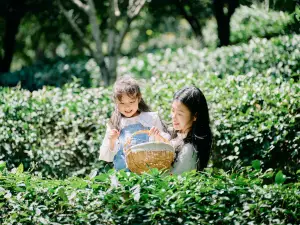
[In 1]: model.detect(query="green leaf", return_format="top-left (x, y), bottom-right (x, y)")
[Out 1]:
top-left (17, 164), bottom-right (24, 174)
top-left (57, 187), bottom-right (68, 202)
top-left (252, 160), bottom-right (261, 170)
top-left (275, 171), bottom-right (286, 185)
top-left (94, 174), bottom-right (108, 182)
top-left (0, 161), bottom-right (6, 172)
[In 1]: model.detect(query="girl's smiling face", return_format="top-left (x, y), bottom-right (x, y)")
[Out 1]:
top-left (116, 94), bottom-right (140, 118)
top-left (171, 100), bottom-right (196, 133)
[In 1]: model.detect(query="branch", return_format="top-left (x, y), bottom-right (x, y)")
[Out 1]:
top-left (86, 0), bottom-right (106, 64)
top-left (71, 0), bottom-right (89, 12)
top-left (114, 0), bottom-right (147, 52)
top-left (114, 0), bottom-right (120, 16)
top-left (116, 19), bottom-right (130, 52)
top-left (108, 0), bottom-right (117, 55)
top-left (58, 0), bottom-right (93, 54)
top-left (127, 0), bottom-right (146, 19)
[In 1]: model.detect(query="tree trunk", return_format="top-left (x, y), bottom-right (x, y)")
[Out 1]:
top-left (175, 0), bottom-right (203, 42)
top-left (108, 54), bottom-right (118, 85)
top-left (98, 59), bottom-right (110, 86)
top-left (0, 10), bottom-right (23, 73)
top-left (213, 0), bottom-right (238, 47)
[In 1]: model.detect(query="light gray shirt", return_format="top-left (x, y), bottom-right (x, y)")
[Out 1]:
top-left (170, 133), bottom-right (197, 174)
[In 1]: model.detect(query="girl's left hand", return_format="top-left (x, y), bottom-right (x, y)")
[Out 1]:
top-left (149, 127), bottom-right (160, 136)
top-left (149, 127), bottom-right (165, 142)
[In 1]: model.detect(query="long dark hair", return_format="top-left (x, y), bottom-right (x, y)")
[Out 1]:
top-left (109, 75), bottom-right (151, 130)
top-left (172, 86), bottom-right (212, 171)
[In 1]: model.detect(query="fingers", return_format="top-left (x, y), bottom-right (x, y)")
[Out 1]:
top-left (111, 129), bottom-right (120, 135)
top-left (150, 127), bottom-right (160, 136)
top-left (109, 129), bottom-right (120, 140)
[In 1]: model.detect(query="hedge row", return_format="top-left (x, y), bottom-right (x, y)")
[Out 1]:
top-left (0, 83), bottom-right (112, 178)
top-left (0, 162), bottom-right (299, 224)
top-left (0, 35), bottom-right (299, 178)
top-left (119, 35), bottom-right (300, 80)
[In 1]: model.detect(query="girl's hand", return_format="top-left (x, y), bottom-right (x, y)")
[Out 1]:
top-left (149, 127), bottom-right (160, 136)
top-left (149, 127), bottom-right (165, 142)
top-left (109, 129), bottom-right (120, 141)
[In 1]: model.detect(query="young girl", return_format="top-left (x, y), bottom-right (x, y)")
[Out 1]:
top-left (170, 86), bottom-right (212, 174)
top-left (99, 75), bottom-right (170, 171)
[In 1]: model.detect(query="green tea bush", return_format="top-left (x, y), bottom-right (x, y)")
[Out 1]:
top-left (0, 163), bottom-right (299, 224)
top-left (143, 73), bottom-right (299, 179)
top-left (0, 35), bottom-right (299, 178)
top-left (0, 83), bottom-right (112, 178)
top-left (0, 57), bottom-right (100, 90)
top-left (119, 35), bottom-right (300, 81)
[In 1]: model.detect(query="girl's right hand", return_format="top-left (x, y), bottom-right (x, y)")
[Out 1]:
top-left (109, 129), bottom-right (120, 141)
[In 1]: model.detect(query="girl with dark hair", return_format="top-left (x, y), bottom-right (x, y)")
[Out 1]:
top-left (170, 86), bottom-right (212, 174)
top-left (99, 75), bottom-right (170, 171)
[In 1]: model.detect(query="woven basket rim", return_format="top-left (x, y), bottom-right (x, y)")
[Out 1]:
top-left (129, 141), bottom-right (175, 153)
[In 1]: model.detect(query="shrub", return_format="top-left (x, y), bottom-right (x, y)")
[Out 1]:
top-left (0, 57), bottom-right (100, 90)
top-left (0, 83), bottom-right (112, 178)
top-left (0, 163), bottom-right (299, 224)
top-left (0, 35), bottom-right (299, 178)
top-left (119, 35), bottom-right (300, 81)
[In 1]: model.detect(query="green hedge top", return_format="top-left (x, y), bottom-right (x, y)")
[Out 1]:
top-left (119, 35), bottom-right (300, 80)
top-left (1, 35), bottom-right (299, 178)
top-left (0, 162), bottom-right (299, 225)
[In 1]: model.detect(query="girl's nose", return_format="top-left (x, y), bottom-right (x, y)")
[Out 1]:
top-left (171, 114), bottom-right (177, 121)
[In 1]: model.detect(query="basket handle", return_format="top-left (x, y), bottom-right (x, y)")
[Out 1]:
top-left (123, 129), bottom-right (168, 153)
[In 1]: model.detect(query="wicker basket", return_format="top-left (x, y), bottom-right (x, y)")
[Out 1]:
top-left (124, 130), bottom-right (175, 174)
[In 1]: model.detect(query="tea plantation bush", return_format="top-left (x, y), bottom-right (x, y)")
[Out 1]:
top-left (143, 74), bottom-right (299, 179)
top-left (119, 35), bottom-right (300, 80)
top-left (0, 35), bottom-right (299, 178)
top-left (0, 57), bottom-right (100, 90)
top-left (0, 83), bottom-right (112, 178)
top-left (0, 163), bottom-right (299, 224)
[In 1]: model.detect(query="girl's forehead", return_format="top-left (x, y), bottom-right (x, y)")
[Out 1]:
top-left (172, 100), bottom-right (189, 111)
top-left (117, 93), bottom-right (137, 102)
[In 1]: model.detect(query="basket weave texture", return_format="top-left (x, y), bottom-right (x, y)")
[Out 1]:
top-left (124, 130), bottom-right (175, 174)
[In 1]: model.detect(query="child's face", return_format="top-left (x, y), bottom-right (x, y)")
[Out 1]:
top-left (116, 94), bottom-right (140, 118)
top-left (171, 100), bottom-right (196, 133)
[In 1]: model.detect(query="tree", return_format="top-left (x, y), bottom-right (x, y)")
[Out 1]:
top-left (0, 0), bottom-right (55, 74)
top-left (59, 0), bottom-right (148, 86)
top-left (213, 0), bottom-right (239, 46)
top-left (147, 0), bottom-right (212, 46)
top-left (0, 0), bottom-right (25, 73)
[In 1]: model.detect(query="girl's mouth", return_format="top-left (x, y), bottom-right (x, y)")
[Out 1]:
top-left (125, 110), bottom-right (133, 114)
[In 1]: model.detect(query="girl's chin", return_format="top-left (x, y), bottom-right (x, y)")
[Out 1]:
top-left (123, 110), bottom-right (137, 117)
top-left (173, 125), bottom-right (181, 130)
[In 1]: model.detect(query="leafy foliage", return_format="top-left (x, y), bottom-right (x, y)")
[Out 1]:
top-left (203, 5), bottom-right (298, 48)
top-left (0, 35), bottom-right (299, 179)
top-left (0, 164), bottom-right (299, 224)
